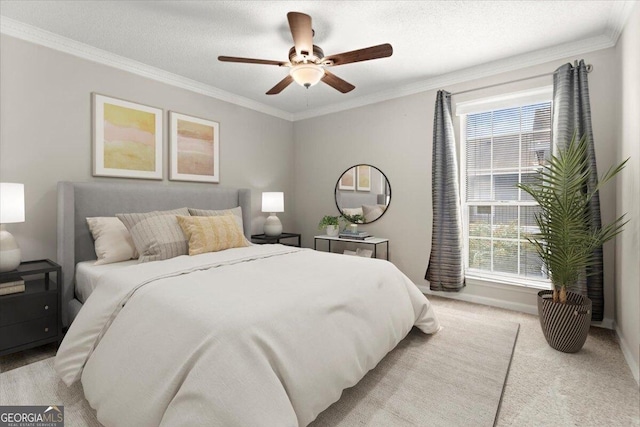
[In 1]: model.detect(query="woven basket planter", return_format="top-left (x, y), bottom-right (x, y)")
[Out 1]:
top-left (537, 290), bottom-right (592, 353)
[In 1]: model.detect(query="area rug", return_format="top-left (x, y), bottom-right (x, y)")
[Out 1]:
top-left (0, 306), bottom-right (519, 427)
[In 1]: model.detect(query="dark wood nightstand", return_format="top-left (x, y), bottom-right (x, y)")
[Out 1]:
top-left (251, 233), bottom-right (301, 247)
top-left (0, 259), bottom-right (62, 356)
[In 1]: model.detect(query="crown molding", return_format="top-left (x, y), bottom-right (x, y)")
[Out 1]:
top-left (293, 33), bottom-right (616, 121)
top-left (0, 17), bottom-right (294, 122)
top-left (2, 3), bottom-right (635, 124)
top-left (606, 1), bottom-right (638, 42)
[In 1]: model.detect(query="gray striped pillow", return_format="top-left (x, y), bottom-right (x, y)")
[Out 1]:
top-left (117, 208), bottom-right (190, 263)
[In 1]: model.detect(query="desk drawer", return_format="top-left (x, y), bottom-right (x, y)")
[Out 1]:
top-left (0, 315), bottom-right (58, 350)
top-left (0, 292), bottom-right (57, 326)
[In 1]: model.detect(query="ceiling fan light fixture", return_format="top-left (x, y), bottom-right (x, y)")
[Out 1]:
top-left (289, 63), bottom-right (324, 88)
top-left (219, 12), bottom-right (391, 95)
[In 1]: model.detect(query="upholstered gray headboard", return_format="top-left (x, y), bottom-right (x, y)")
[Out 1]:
top-left (57, 181), bottom-right (251, 326)
top-left (336, 191), bottom-right (380, 209)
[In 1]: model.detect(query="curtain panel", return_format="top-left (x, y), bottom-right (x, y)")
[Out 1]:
top-left (426, 90), bottom-right (465, 291)
top-left (553, 60), bottom-right (604, 321)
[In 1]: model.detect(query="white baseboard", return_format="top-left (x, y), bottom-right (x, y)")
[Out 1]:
top-left (419, 284), bottom-right (615, 330)
top-left (615, 323), bottom-right (640, 387)
top-left (592, 318), bottom-right (616, 330)
top-left (418, 284), bottom-right (538, 315)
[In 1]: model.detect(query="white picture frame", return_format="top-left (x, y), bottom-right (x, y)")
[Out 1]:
top-left (356, 165), bottom-right (371, 191)
top-left (169, 111), bottom-right (220, 183)
top-left (92, 93), bottom-right (163, 180)
top-left (338, 167), bottom-right (356, 190)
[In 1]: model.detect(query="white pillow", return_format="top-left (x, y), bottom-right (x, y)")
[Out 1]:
top-left (87, 217), bottom-right (138, 265)
top-left (341, 207), bottom-right (363, 217)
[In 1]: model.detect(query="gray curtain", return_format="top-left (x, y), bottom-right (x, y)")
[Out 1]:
top-left (553, 60), bottom-right (604, 321)
top-left (426, 90), bottom-right (465, 291)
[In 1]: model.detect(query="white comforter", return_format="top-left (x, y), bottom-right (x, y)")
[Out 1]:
top-left (55, 245), bottom-right (439, 427)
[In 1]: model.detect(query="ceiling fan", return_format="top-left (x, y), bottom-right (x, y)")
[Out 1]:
top-left (218, 12), bottom-right (393, 95)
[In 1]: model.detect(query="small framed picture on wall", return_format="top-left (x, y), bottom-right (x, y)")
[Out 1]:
top-left (169, 112), bottom-right (220, 183)
top-left (92, 93), bottom-right (163, 179)
top-left (338, 167), bottom-right (356, 190)
top-left (357, 165), bottom-right (371, 191)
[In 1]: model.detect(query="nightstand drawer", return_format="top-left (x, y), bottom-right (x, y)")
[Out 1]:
top-left (0, 292), bottom-right (58, 326)
top-left (0, 315), bottom-right (58, 350)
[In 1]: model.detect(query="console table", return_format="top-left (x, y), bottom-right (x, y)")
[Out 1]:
top-left (314, 235), bottom-right (389, 260)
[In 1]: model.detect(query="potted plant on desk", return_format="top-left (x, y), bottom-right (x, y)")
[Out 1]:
top-left (318, 215), bottom-right (340, 237)
top-left (517, 134), bottom-right (627, 353)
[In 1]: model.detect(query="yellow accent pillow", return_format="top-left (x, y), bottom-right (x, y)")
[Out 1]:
top-left (177, 215), bottom-right (249, 255)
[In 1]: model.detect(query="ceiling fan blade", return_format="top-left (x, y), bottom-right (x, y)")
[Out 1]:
top-left (323, 43), bottom-right (393, 66)
top-left (321, 70), bottom-right (355, 93)
top-left (218, 56), bottom-right (286, 66)
top-left (287, 12), bottom-right (313, 57)
top-left (266, 75), bottom-right (294, 95)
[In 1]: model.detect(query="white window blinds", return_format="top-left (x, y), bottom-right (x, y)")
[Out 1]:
top-left (462, 100), bottom-right (552, 284)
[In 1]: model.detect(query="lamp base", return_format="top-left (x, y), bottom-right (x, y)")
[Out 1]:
top-left (0, 229), bottom-right (21, 272)
top-left (264, 214), bottom-right (282, 237)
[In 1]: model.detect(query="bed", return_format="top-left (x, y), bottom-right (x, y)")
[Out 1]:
top-left (54, 181), bottom-right (439, 426)
top-left (56, 181), bottom-right (252, 326)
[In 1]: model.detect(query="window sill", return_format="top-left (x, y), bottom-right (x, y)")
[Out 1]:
top-left (465, 273), bottom-right (551, 291)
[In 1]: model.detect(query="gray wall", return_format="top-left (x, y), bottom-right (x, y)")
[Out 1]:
top-left (615, 3), bottom-right (640, 384)
top-left (0, 35), bottom-right (294, 261)
top-left (293, 47), bottom-right (621, 323)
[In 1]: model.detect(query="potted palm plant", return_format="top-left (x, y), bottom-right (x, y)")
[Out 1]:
top-left (517, 133), bottom-right (627, 353)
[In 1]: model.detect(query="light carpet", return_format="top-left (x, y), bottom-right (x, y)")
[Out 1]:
top-left (0, 306), bottom-right (519, 426)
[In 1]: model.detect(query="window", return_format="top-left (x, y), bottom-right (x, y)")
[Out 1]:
top-left (458, 90), bottom-right (552, 287)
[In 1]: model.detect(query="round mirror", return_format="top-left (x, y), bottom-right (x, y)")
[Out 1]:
top-left (335, 164), bottom-right (391, 224)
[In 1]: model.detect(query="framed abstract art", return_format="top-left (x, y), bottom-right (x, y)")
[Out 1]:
top-left (338, 167), bottom-right (356, 190)
top-left (356, 165), bottom-right (371, 191)
top-left (169, 112), bottom-right (220, 183)
top-left (92, 93), bottom-right (163, 179)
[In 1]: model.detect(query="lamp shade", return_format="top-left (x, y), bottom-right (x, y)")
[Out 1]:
top-left (0, 183), bottom-right (25, 223)
top-left (262, 192), bottom-right (284, 213)
top-left (289, 64), bottom-right (324, 88)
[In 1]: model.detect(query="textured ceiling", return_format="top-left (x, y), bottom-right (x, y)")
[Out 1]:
top-left (0, 1), bottom-right (635, 118)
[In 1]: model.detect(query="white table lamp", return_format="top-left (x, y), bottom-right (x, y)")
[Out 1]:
top-left (0, 183), bottom-right (25, 272)
top-left (262, 192), bottom-right (284, 237)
